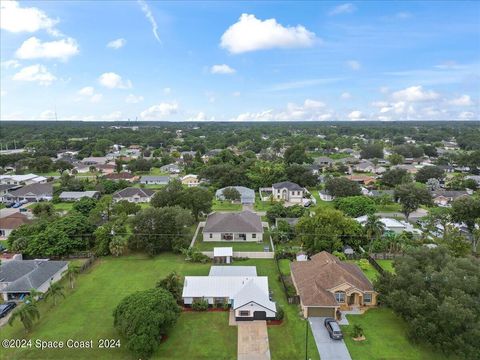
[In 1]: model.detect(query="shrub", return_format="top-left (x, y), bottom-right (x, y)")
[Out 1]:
top-left (358, 259), bottom-right (370, 271)
top-left (352, 324), bottom-right (364, 338)
top-left (192, 298), bottom-right (209, 311)
top-left (332, 251), bottom-right (347, 261)
top-left (275, 306), bottom-right (284, 320)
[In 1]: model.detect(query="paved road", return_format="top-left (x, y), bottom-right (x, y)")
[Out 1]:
top-left (237, 320), bottom-right (271, 360)
top-left (308, 317), bottom-right (352, 360)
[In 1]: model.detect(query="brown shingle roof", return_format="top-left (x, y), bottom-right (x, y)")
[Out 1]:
top-left (0, 213), bottom-right (31, 230)
top-left (290, 251), bottom-right (374, 307)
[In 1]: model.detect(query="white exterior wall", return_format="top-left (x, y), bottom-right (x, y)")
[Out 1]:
top-left (235, 302), bottom-right (276, 319)
top-left (114, 195), bottom-right (151, 203)
top-left (36, 264), bottom-right (68, 294)
top-left (203, 232), bottom-right (263, 242)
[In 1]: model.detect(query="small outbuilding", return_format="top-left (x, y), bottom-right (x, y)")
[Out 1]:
top-left (213, 247), bottom-right (233, 264)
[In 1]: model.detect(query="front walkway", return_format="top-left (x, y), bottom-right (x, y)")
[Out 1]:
top-left (308, 317), bottom-right (352, 360)
top-left (237, 320), bottom-right (271, 360)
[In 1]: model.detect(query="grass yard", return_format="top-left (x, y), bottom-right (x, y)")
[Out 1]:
top-left (376, 259), bottom-right (395, 273)
top-left (342, 307), bottom-right (452, 360)
top-left (53, 202), bottom-right (74, 211)
top-left (347, 260), bottom-right (379, 282)
top-left (0, 253), bottom-right (320, 360)
top-left (194, 235), bottom-right (272, 252)
top-left (148, 167), bottom-right (170, 176)
top-left (278, 259), bottom-right (291, 276)
top-left (375, 203), bottom-right (402, 212)
top-left (254, 199), bottom-right (276, 212)
top-left (211, 199), bottom-right (242, 212)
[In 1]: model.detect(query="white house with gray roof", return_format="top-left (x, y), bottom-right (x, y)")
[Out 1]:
top-left (112, 187), bottom-right (155, 203)
top-left (59, 191), bottom-right (100, 201)
top-left (215, 186), bottom-right (255, 204)
top-left (0, 260), bottom-right (68, 301)
top-left (203, 211), bottom-right (263, 242)
top-left (4, 183), bottom-right (53, 203)
top-left (140, 175), bottom-right (170, 185)
top-left (271, 181), bottom-right (304, 203)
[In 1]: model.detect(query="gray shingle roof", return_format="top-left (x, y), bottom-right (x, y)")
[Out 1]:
top-left (203, 211), bottom-right (263, 233)
top-left (0, 260), bottom-right (67, 293)
top-left (272, 181), bottom-right (303, 191)
top-left (113, 187), bottom-right (155, 198)
top-left (140, 176), bottom-right (170, 183)
top-left (8, 183), bottom-right (53, 197)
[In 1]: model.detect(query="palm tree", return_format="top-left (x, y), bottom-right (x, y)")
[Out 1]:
top-left (364, 214), bottom-right (385, 251)
top-left (8, 302), bottom-right (40, 333)
top-left (44, 282), bottom-right (65, 306)
top-left (65, 265), bottom-right (81, 289)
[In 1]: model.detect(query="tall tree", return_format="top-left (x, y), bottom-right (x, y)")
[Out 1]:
top-left (325, 177), bottom-right (361, 198)
top-left (394, 183), bottom-right (432, 221)
top-left (8, 301), bottom-right (40, 333)
top-left (44, 282), bottom-right (65, 306)
top-left (182, 187), bottom-right (213, 221)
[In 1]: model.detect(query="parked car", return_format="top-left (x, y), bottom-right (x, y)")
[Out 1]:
top-left (5, 202), bottom-right (14, 208)
top-left (304, 200), bottom-right (312, 207)
top-left (12, 202), bottom-right (22, 208)
top-left (324, 317), bottom-right (343, 340)
top-left (19, 208), bottom-right (28, 213)
top-left (0, 302), bottom-right (17, 318)
top-left (19, 199), bottom-right (28, 205)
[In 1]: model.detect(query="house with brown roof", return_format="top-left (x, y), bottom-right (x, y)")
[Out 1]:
top-left (0, 213), bottom-right (31, 238)
top-left (104, 172), bottom-right (137, 182)
top-left (290, 251), bottom-right (377, 318)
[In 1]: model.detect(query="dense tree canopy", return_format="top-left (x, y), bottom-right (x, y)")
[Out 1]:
top-left (394, 183), bottom-right (432, 220)
top-left (325, 177), bottom-right (361, 198)
top-left (415, 165), bottom-right (445, 183)
top-left (334, 196), bottom-right (376, 217)
top-left (381, 168), bottom-right (411, 187)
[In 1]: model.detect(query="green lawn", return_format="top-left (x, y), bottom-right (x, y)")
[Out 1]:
top-left (278, 259), bottom-right (291, 276)
top-left (194, 227), bottom-right (272, 251)
top-left (148, 167), bottom-right (170, 176)
top-left (53, 202), bottom-right (74, 211)
top-left (342, 307), bottom-right (452, 360)
top-left (0, 254), bottom-right (320, 360)
top-left (37, 171), bottom-right (60, 177)
top-left (211, 199), bottom-right (242, 212)
top-left (347, 260), bottom-right (379, 282)
top-left (376, 259), bottom-right (395, 273)
top-left (375, 203), bottom-right (402, 212)
top-left (254, 199), bottom-right (276, 212)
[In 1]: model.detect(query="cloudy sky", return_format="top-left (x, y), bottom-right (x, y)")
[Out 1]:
top-left (0, 0), bottom-right (479, 121)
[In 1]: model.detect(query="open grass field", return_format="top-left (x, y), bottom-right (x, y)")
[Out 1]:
top-left (0, 253), bottom-right (319, 360)
top-left (53, 202), bottom-right (74, 211)
top-left (211, 199), bottom-right (242, 212)
top-left (375, 203), bottom-right (402, 212)
top-left (342, 307), bottom-right (452, 360)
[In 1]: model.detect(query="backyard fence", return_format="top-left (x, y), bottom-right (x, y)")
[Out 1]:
top-left (201, 251), bottom-right (274, 259)
top-left (79, 256), bottom-right (96, 273)
top-left (274, 257), bottom-right (299, 303)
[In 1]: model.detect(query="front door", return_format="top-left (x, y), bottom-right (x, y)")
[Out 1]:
top-left (348, 293), bottom-right (356, 305)
top-left (253, 311), bottom-right (266, 320)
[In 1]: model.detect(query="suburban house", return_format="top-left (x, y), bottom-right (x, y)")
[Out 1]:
top-left (140, 175), bottom-right (171, 185)
top-left (182, 266), bottom-right (276, 321)
top-left (104, 172), bottom-right (137, 182)
top-left (215, 186), bottom-right (255, 204)
top-left (313, 157), bottom-right (334, 168)
top-left (354, 160), bottom-right (386, 174)
top-left (319, 190), bottom-right (334, 202)
top-left (0, 184), bottom-right (20, 201)
top-left (213, 247), bottom-right (233, 264)
top-left (0, 174), bottom-right (47, 186)
top-left (203, 211), bottom-right (263, 242)
top-left (290, 251), bottom-right (377, 318)
top-left (392, 164), bottom-right (418, 174)
top-left (0, 213), bottom-right (31, 238)
top-left (160, 163), bottom-right (181, 174)
top-left (355, 215), bottom-right (421, 235)
top-left (271, 181), bottom-right (304, 203)
top-left (431, 190), bottom-right (469, 207)
top-left (59, 191), bottom-right (100, 201)
top-left (182, 174), bottom-right (199, 187)
top-left (346, 175), bottom-right (376, 186)
top-left (0, 259), bottom-right (68, 301)
top-left (112, 187), bottom-right (155, 203)
top-left (81, 156), bottom-right (109, 165)
top-left (5, 183), bottom-right (53, 203)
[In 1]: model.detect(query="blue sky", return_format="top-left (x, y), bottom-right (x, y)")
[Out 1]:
top-left (1, 0), bottom-right (479, 121)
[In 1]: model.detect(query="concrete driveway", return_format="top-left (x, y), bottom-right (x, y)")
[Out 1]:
top-left (308, 317), bottom-right (352, 360)
top-left (237, 320), bottom-right (271, 360)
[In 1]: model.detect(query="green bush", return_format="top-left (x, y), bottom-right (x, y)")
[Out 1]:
top-left (275, 306), bottom-right (284, 320)
top-left (352, 324), bottom-right (364, 338)
top-left (192, 298), bottom-right (209, 311)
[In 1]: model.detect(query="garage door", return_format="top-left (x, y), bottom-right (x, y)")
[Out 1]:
top-left (253, 311), bottom-right (266, 320)
top-left (307, 307), bottom-right (335, 317)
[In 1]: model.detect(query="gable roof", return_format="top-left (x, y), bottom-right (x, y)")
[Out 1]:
top-left (0, 260), bottom-right (67, 293)
top-left (290, 251), bottom-right (374, 307)
top-left (112, 187), bottom-right (155, 198)
top-left (104, 172), bottom-right (135, 180)
top-left (8, 183), bottom-right (53, 197)
top-left (59, 191), bottom-right (99, 199)
top-left (0, 213), bottom-right (31, 230)
top-left (140, 176), bottom-right (170, 182)
top-left (233, 279), bottom-right (276, 312)
top-left (203, 211), bottom-right (263, 233)
top-left (272, 181), bottom-right (303, 191)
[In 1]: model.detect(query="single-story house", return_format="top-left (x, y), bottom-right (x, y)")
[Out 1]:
top-left (466, 175), bottom-right (480, 186)
top-left (104, 172), bottom-right (137, 182)
top-left (203, 211), bottom-right (263, 242)
top-left (355, 215), bottom-right (421, 235)
top-left (0, 174), bottom-right (47, 186)
top-left (182, 174), bottom-right (199, 187)
top-left (354, 160), bottom-right (386, 174)
top-left (213, 247), bottom-right (233, 264)
top-left (271, 181), bottom-right (304, 203)
top-left (182, 265), bottom-right (276, 321)
top-left (215, 186), bottom-right (255, 204)
top-left (59, 191), bottom-right (100, 201)
top-left (0, 260), bottom-right (68, 301)
top-left (0, 184), bottom-right (21, 202)
top-left (431, 190), bottom-right (469, 207)
top-left (140, 176), bottom-right (170, 185)
top-left (112, 187), bottom-right (155, 203)
top-left (160, 163), bottom-right (181, 174)
top-left (0, 213), bottom-right (31, 238)
top-left (4, 183), bottom-right (53, 203)
top-left (290, 251), bottom-right (377, 318)
top-left (346, 175), bottom-right (376, 186)
top-left (81, 157), bottom-right (109, 165)
top-left (392, 164), bottom-right (418, 174)
top-left (319, 190), bottom-right (334, 202)
top-left (313, 157), bottom-right (334, 167)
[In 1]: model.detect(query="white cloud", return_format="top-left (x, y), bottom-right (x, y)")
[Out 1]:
top-left (391, 86), bottom-right (439, 102)
top-left (78, 86), bottom-right (95, 96)
top-left (458, 111), bottom-right (475, 120)
top-left (303, 99), bottom-right (326, 109)
top-left (266, 77), bottom-right (344, 92)
top-left (38, 110), bottom-right (56, 120)
top-left (187, 111), bottom-right (215, 121)
top-left (379, 86), bottom-right (390, 94)
top-left (77, 86), bottom-right (103, 102)
top-left (102, 111), bottom-right (123, 121)
top-left (98, 72), bottom-right (132, 89)
top-left (1, 60), bottom-right (21, 69)
top-left (125, 94), bottom-right (144, 103)
top-left (15, 37), bottom-right (79, 61)
top-left (0, 1), bottom-right (58, 34)
top-left (220, 14), bottom-right (316, 54)
top-left (448, 95), bottom-right (473, 106)
top-left (346, 60), bottom-right (361, 70)
top-left (137, 0), bottom-right (160, 43)
top-left (107, 38), bottom-right (126, 49)
top-left (348, 110), bottom-right (364, 120)
top-left (210, 64), bottom-right (236, 74)
top-left (90, 94), bottom-right (103, 103)
top-left (163, 87), bottom-right (172, 94)
top-left (140, 102), bottom-right (178, 120)
top-left (341, 92), bottom-right (352, 99)
top-left (12, 64), bottom-right (56, 86)
top-left (328, 3), bottom-right (356, 16)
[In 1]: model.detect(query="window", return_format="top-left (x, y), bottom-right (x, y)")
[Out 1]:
top-left (239, 310), bottom-right (249, 316)
top-left (252, 234), bottom-right (256, 239)
top-left (335, 292), bottom-right (345, 303)
top-left (364, 293), bottom-right (372, 304)
top-left (209, 233), bottom-right (212, 239)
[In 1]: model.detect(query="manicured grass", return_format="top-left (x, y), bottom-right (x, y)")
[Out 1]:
top-left (376, 259), bottom-right (395, 273)
top-left (53, 202), bottom-right (74, 211)
top-left (37, 171), bottom-right (60, 177)
top-left (278, 259), bottom-right (291, 276)
top-left (254, 199), bottom-right (276, 212)
top-left (315, 198), bottom-right (335, 209)
top-left (211, 199), bottom-right (242, 212)
top-left (375, 203), bottom-right (402, 212)
top-left (195, 236), bottom-right (272, 252)
top-left (347, 260), bottom-right (379, 282)
top-left (342, 307), bottom-right (452, 360)
top-left (148, 167), bottom-right (170, 176)
top-left (1, 254), bottom-right (320, 360)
